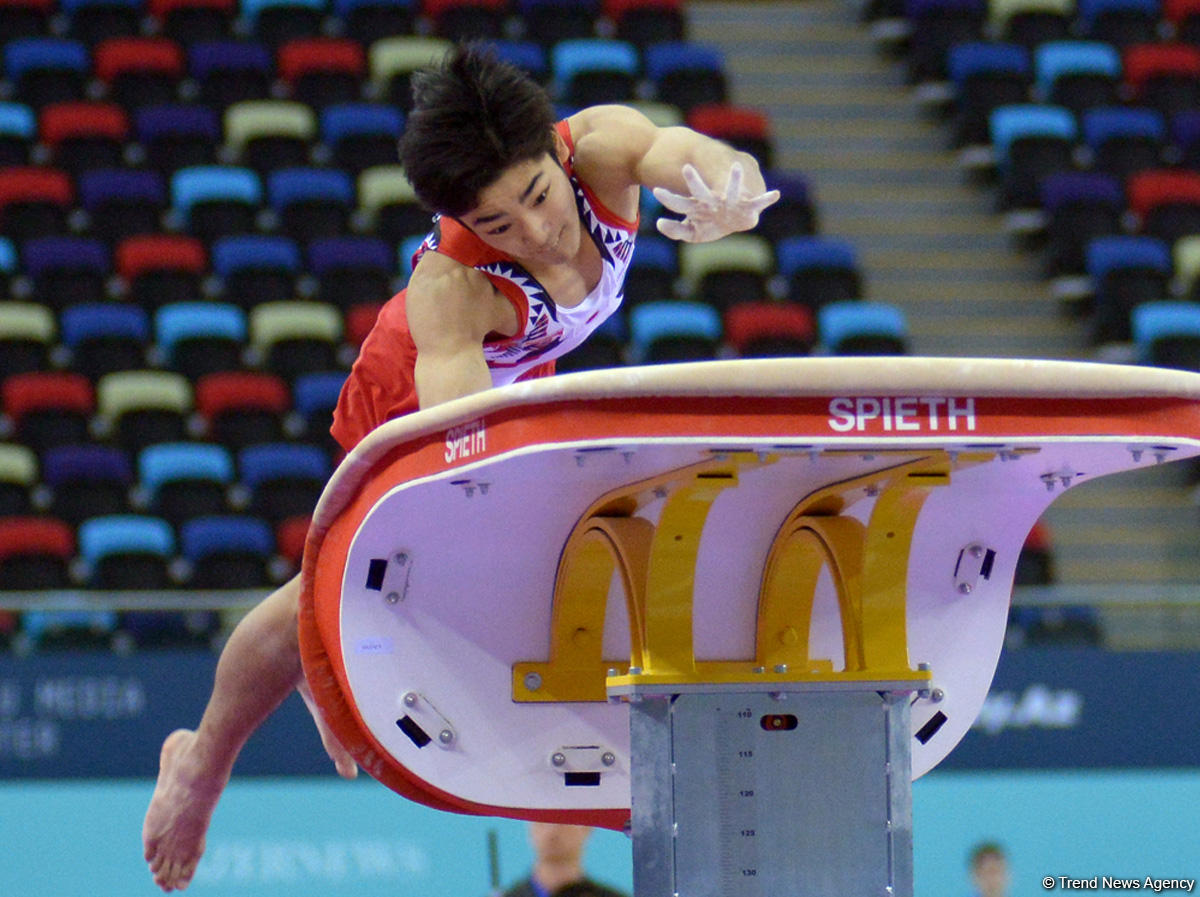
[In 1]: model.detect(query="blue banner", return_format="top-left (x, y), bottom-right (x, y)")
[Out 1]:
top-left (941, 648), bottom-right (1200, 769)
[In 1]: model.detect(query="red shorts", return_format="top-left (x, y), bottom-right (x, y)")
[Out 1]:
top-left (330, 291), bottom-right (556, 453)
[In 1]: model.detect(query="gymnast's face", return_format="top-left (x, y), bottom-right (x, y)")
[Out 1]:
top-left (460, 132), bottom-right (581, 267)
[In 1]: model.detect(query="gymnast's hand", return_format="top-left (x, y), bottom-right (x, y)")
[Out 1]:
top-left (652, 162), bottom-right (780, 243)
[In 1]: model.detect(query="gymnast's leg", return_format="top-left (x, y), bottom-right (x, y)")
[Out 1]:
top-left (142, 574), bottom-right (357, 892)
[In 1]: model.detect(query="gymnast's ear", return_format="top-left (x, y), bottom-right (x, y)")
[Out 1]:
top-left (553, 128), bottom-right (571, 165)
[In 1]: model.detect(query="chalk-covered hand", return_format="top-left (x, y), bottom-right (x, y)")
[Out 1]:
top-left (652, 162), bottom-right (780, 243)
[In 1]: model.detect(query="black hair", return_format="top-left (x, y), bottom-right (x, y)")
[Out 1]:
top-left (399, 43), bottom-right (558, 218)
top-left (969, 841), bottom-right (1008, 869)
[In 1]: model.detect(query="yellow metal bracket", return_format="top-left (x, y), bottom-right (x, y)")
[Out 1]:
top-left (514, 449), bottom-right (997, 702)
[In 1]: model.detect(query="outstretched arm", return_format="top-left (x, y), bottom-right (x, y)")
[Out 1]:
top-left (567, 104), bottom-right (780, 243)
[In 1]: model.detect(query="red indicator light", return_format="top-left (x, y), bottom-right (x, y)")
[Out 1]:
top-left (760, 714), bottom-right (798, 731)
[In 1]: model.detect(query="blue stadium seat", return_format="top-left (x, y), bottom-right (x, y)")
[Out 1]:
top-left (1085, 234), bottom-right (1172, 342)
top-left (21, 235), bottom-right (110, 309)
top-left (758, 170), bottom-right (817, 240)
top-left (155, 301), bottom-right (247, 378)
top-left (818, 300), bottom-right (909, 355)
top-left (266, 167), bottom-right (353, 241)
top-left (60, 302), bottom-right (151, 380)
top-left (988, 103), bottom-right (1078, 208)
top-left (77, 513), bottom-right (175, 587)
top-left (1033, 40), bottom-right (1122, 114)
top-left (946, 41), bottom-right (1032, 146)
top-left (0, 101), bottom-right (36, 165)
top-left (628, 299), bottom-right (722, 363)
top-left (904, 0), bottom-right (986, 83)
top-left (333, 0), bottom-right (416, 42)
top-left (307, 234), bottom-right (395, 309)
top-left (516, 0), bottom-right (601, 46)
top-left (78, 168), bottom-right (169, 244)
top-left (3, 38), bottom-right (89, 108)
top-left (170, 164), bottom-right (263, 240)
top-left (644, 41), bottom-right (727, 112)
top-left (1130, 299), bottom-right (1200, 369)
top-left (179, 513), bottom-right (276, 586)
top-left (238, 441), bottom-right (330, 521)
top-left (188, 40), bottom-right (273, 108)
top-left (623, 232), bottom-right (677, 306)
top-left (487, 39), bottom-right (549, 81)
top-left (138, 441), bottom-right (235, 523)
top-left (292, 369), bottom-right (348, 446)
top-left (1077, 0), bottom-right (1159, 46)
top-left (1038, 170), bottom-right (1125, 275)
top-left (134, 104), bottom-right (221, 172)
top-left (241, 0), bottom-right (327, 47)
top-left (550, 38), bottom-right (639, 107)
top-left (41, 443), bottom-right (134, 524)
top-left (318, 102), bottom-right (402, 172)
top-left (1081, 105), bottom-right (1166, 177)
top-left (61, 0), bottom-right (145, 44)
top-left (776, 235), bottom-right (862, 308)
top-left (210, 233), bottom-right (301, 307)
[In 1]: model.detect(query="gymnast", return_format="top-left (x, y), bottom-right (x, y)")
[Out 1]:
top-left (142, 41), bottom-right (779, 892)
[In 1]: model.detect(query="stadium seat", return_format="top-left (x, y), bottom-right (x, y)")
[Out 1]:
top-left (60, 302), bottom-right (151, 379)
top-left (150, 0), bottom-right (237, 44)
top-left (0, 101), bottom-right (37, 166)
top-left (0, 301), bottom-right (55, 379)
top-left (1173, 234), bottom-right (1200, 300)
top-left (292, 369), bottom-right (348, 447)
top-left (155, 301), bottom-right (247, 378)
top-left (211, 234), bottom-right (302, 307)
top-left (424, 0), bottom-right (511, 41)
top-left (238, 441), bottom-right (330, 521)
top-left (817, 300), bottom-right (909, 355)
top-left (319, 102), bottom-right (403, 172)
top-left (686, 103), bottom-right (774, 170)
top-left (678, 234), bottom-right (775, 311)
top-left (0, 515), bottom-right (75, 589)
top-left (345, 301), bottom-right (383, 346)
top-left (115, 234), bottom-right (208, 309)
top-left (1123, 42), bottom-right (1200, 119)
top-left (0, 166), bottom-right (73, 242)
top-left (1, 370), bottom-right (95, 450)
top-left (357, 165), bottom-right (430, 241)
top-left (1127, 168), bottom-right (1200, 243)
top-left (1085, 234), bottom-right (1172, 342)
top-left (334, 0), bottom-right (416, 43)
top-left (988, 102), bottom-right (1078, 209)
top-left (1038, 170), bottom-right (1125, 276)
top-left (41, 443), bottom-right (134, 523)
top-left (194, 369), bottom-right (291, 447)
top-left (487, 39), bottom-right (550, 82)
top-left (1164, 0), bottom-right (1200, 45)
top-left (21, 236), bottom-right (111, 309)
top-left (756, 170), bottom-right (817, 241)
top-left (1081, 105), bottom-right (1166, 178)
top-left (78, 168), bottom-right (169, 244)
top-left (277, 37), bottom-right (366, 109)
top-left (134, 103), bottom-right (221, 172)
top-left (1033, 40), bottom-right (1122, 115)
top-left (95, 369), bottom-right (194, 451)
top-left (274, 513), bottom-right (309, 569)
top-left (904, 0), bottom-right (987, 83)
top-left (723, 300), bottom-right (816, 357)
top-left (628, 299), bottom-right (723, 363)
top-left (988, 0), bottom-right (1074, 49)
top-left (93, 36), bottom-right (186, 110)
top-left (242, 0), bottom-right (328, 48)
top-left (266, 167), bottom-right (354, 241)
top-left (170, 164), bottom-right (263, 241)
top-left (947, 41), bottom-right (1033, 147)
top-left (223, 99), bottom-right (317, 172)
top-left (188, 40), bottom-right (274, 109)
top-left (37, 101), bottom-right (124, 175)
top-left (138, 441), bottom-right (235, 524)
top-left (644, 41), bottom-right (728, 113)
top-left (77, 513), bottom-right (175, 588)
top-left (606, 0), bottom-right (685, 48)
top-left (776, 235), bottom-right (863, 308)
top-left (179, 514), bottom-right (276, 586)
top-left (622, 233), bottom-right (677, 307)
top-left (516, 0), bottom-right (600, 45)
top-left (60, 0), bottom-right (144, 45)
top-left (0, 237), bottom-right (14, 298)
top-left (248, 300), bottom-right (344, 381)
top-left (3, 37), bottom-right (89, 109)
top-left (554, 326), bottom-right (626, 371)
top-left (1130, 299), bottom-right (1200, 369)
top-left (0, 442), bottom-right (38, 516)
top-left (550, 38), bottom-right (639, 107)
top-left (1077, 0), bottom-right (1159, 47)
top-left (367, 35), bottom-right (453, 111)
top-left (309, 234), bottom-right (397, 309)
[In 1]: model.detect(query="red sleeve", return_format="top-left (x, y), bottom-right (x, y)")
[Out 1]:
top-left (330, 291), bottom-right (421, 453)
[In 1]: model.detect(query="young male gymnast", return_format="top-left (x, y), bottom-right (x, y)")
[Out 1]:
top-left (142, 42), bottom-right (779, 892)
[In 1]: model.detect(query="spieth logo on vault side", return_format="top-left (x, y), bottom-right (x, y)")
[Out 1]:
top-left (444, 419), bottom-right (486, 463)
top-left (827, 396), bottom-right (978, 433)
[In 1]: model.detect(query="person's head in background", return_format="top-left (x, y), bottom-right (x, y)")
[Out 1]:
top-left (969, 841), bottom-right (1011, 897)
top-left (528, 823), bottom-right (592, 892)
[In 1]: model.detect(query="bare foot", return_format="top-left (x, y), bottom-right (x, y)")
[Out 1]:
top-left (297, 678), bottom-right (358, 779)
top-left (142, 729), bottom-right (229, 892)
